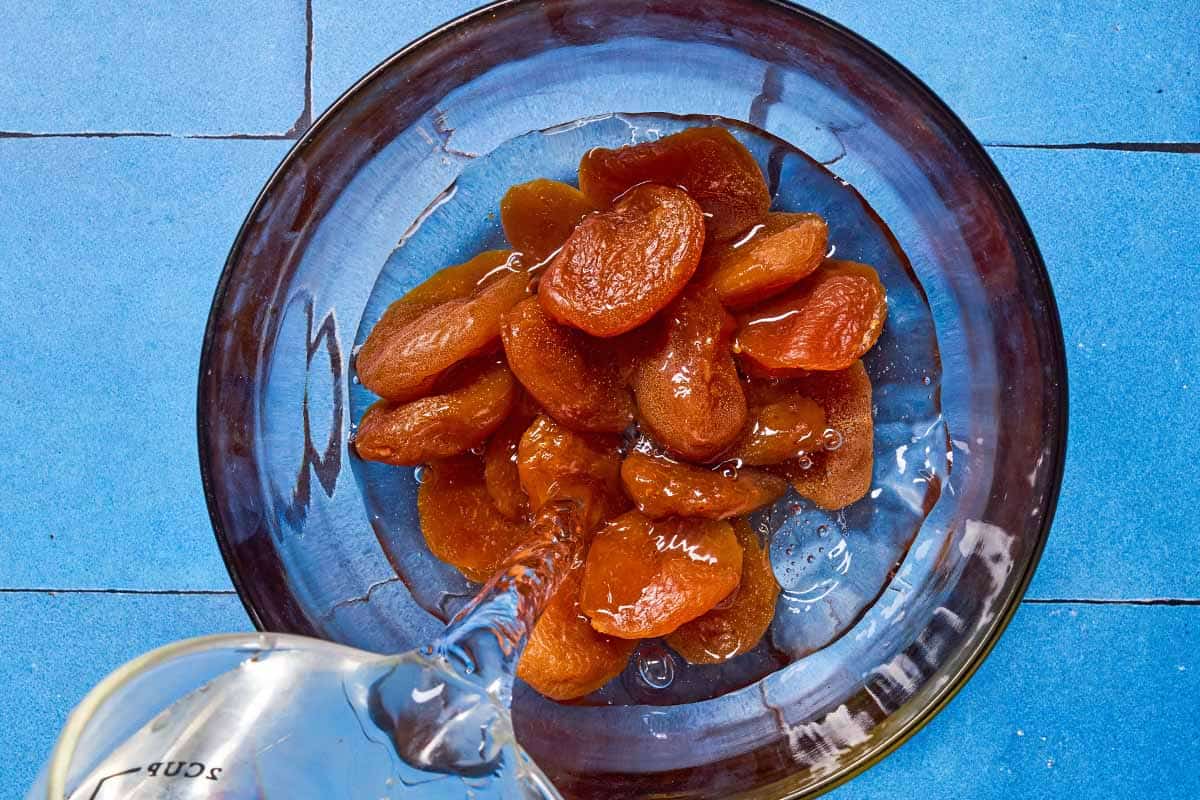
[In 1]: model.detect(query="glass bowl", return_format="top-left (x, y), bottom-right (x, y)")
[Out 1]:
top-left (197, 1), bottom-right (1067, 797)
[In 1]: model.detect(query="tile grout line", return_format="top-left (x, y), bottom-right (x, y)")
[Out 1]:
top-left (985, 141), bottom-right (1200, 153)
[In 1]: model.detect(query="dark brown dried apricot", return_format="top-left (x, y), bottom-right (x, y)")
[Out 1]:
top-left (517, 415), bottom-right (628, 529)
top-left (632, 287), bottom-right (747, 461)
top-left (726, 379), bottom-right (827, 466)
top-left (501, 179), bottom-right (595, 264)
top-left (357, 267), bottom-right (529, 402)
top-left (781, 361), bottom-right (874, 510)
top-left (501, 297), bottom-right (634, 433)
top-left (517, 568), bottom-right (636, 700)
top-left (620, 451), bottom-right (786, 520)
top-left (699, 212), bottom-right (828, 308)
top-left (353, 360), bottom-right (516, 466)
top-left (483, 410), bottom-right (535, 519)
top-left (735, 260), bottom-right (887, 373)
top-left (666, 519), bottom-right (779, 664)
top-left (579, 512), bottom-right (743, 639)
top-left (538, 183), bottom-right (704, 337)
top-left (578, 126), bottom-right (770, 241)
top-left (417, 454), bottom-right (530, 582)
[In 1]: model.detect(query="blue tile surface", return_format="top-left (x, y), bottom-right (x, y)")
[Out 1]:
top-left (310, 1), bottom-right (1200, 143)
top-left (0, 1), bottom-right (306, 135)
top-left (828, 604), bottom-right (1199, 800)
top-left (5, 593), bottom-right (247, 796)
top-left (803, 0), bottom-right (1200, 144)
top-left (996, 149), bottom-right (1200, 600)
top-left (312, 0), bottom-right (483, 113)
top-left (0, 138), bottom-right (291, 591)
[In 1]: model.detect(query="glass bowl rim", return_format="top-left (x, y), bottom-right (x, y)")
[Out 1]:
top-left (196, 1), bottom-right (1069, 796)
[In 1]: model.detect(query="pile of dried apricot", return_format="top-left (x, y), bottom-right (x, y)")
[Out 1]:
top-left (353, 126), bottom-right (887, 700)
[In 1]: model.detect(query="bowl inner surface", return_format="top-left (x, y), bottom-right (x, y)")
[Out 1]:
top-left (199, 1), bottom-right (1066, 798)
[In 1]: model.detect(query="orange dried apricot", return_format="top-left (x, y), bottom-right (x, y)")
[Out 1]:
top-left (501, 179), bottom-right (595, 264)
top-left (402, 249), bottom-right (520, 305)
top-left (353, 360), bottom-right (516, 466)
top-left (666, 519), bottom-right (780, 664)
top-left (417, 454), bottom-right (530, 582)
top-left (632, 287), bottom-right (747, 461)
top-left (699, 212), bottom-right (828, 308)
top-left (781, 361), bottom-right (874, 510)
top-left (517, 568), bottom-right (636, 700)
top-left (357, 267), bottom-right (529, 402)
top-left (579, 511), bottom-right (743, 639)
top-left (726, 379), bottom-right (827, 466)
top-left (735, 260), bottom-right (887, 373)
top-left (538, 183), bottom-right (704, 337)
top-left (501, 297), bottom-right (634, 433)
top-left (517, 415), bottom-right (628, 530)
top-left (578, 126), bottom-right (770, 241)
top-left (620, 451), bottom-right (786, 520)
top-left (483, 410), bottom-right (535, 520)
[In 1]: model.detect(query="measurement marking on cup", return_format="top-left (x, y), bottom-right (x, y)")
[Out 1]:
top-left (86, 767), bottom-right (141, 800)
top-left (85, 762), bottom-right (223, 798)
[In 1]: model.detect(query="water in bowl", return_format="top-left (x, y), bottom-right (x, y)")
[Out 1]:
top-left (350, 112), bottom-right (950, 710)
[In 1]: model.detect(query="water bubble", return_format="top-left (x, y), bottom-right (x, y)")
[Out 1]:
top-left (806, 554), bottom-right (814, 564)
top-left (468, 444), bottom-right (486, 456)
top-left (822, 428), bottom-right (844, 452)
top-left (796, 454), bottom-right (814, 470)
top-left (413, 465), bottom-right (428, 484)
top-left (635, 643), bottom-right (676, 689)
top-left (785, 546), bottom-right (794, 557)
top-left (351, 373), bottom-right (361, 385)
top-left (922, 375), bottom-right (932, 386)
top-left (816, 524), bottom-right (828, 536)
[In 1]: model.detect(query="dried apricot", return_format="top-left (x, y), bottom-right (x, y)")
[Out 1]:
top-left (699, 213), bottom-right (828, 308)
top-left (666, 519), bottom-right (779, 664)
top-left (357, 267), bottom-right (529, 402)
top-left (579, 512), bottom-right (743, 639)
top-left (501, 179), bottom-right (595, 264)
top-left (353, 360), bottom-right (516, 466)
top-left (781, 361), bottom-right (874, 510)
top-left (735, 260), bottom-right (887, 373)
top-left (726, 379), bottom-right (827, 466)
top-left (417, 454), bottom-right (530, 582)
top-left (501, 297), bottom-right (634, 433)
top-left (538, 183), bottom-right (704, 337)
top-left (517, 415), bottom-right (628, 529)
top-left (402, 249), bottom-right (520, 305)
top-left (517, 568), bottom-right (636, 700)
top-left (620, 451), bottom-right (786, 520)
top-left (632, 287), bottom-right (747, 461)
top-left (578, 126), bottom-right (770, 242)
top-left (483, 410), bottom-right (535, 519)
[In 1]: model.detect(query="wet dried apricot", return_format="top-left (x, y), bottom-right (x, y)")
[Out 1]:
top-left (632, 287), bottom-right (747, 461)
top-left (699, 213), bottom-right (828, 308)
top-left (402, 249), bottom-right (520, 305)
top-left (483, 410), bottom-right (535, 519)
top-left (579, 512), bottom-right (743, 639)
top-left (726, 379), bottom-right (827, 466)
top-left (517, 415), bottom-right (628, 530)
top-left (735, 260), bottom-right (887, 373)
top-left (357, 267), bottom-right (529, 402)
top-left (517, 568), bottom-right (636, 700)
top-left (620, 451), bottom-right (786, 520)
top-left (501, 179), bottom-right (595, 264)
top-left (578, 126), bottom-right (770, 241)
top-left (417, 454), bottom-right (530, 582)
top-left (501, 297), bottom-right (634, 433)
top-left (666, 519), bottom-right (780, 664)
top-left (782, 361), bottom-right (874, 510)
top-left (354, 360), bottom-right (516, 466)
top-left (538, 183), bottom-right (704, 337)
